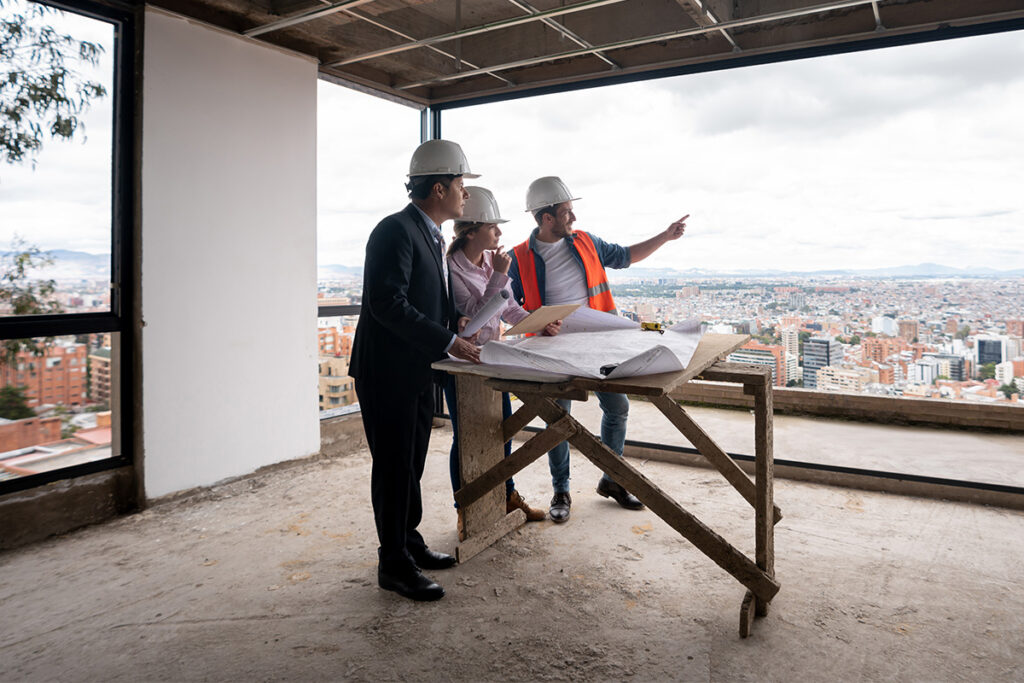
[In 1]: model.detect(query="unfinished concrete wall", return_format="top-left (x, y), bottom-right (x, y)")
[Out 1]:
top-left (141, 8), bottom-right (319, 498)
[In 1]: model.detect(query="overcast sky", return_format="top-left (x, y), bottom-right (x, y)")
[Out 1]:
top-left (320, 29), bottom-right (1024, 273)
top-left (3, 2), bottom-right (1022, 274)
top-left (0, 2), bottom-right (113, 256)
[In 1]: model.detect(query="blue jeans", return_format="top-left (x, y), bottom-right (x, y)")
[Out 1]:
top-left (443, 375), bottom-right (515, 504)
top-left (548, 391), bottom-right (629, 494)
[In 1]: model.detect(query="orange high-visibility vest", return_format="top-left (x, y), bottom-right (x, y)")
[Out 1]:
top-left (513, 231), bottom-right (617, 314)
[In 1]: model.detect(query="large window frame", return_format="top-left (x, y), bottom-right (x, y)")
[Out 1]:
top-left (0, 0), bottom-right (136, 495)
top-left (414, 25), bottom-right (1024, 505)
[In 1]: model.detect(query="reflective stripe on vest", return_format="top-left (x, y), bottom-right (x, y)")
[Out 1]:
top-left (573, 232), bottom-right (618, 314)
top-left (513, 232), bottom-right (617, 315)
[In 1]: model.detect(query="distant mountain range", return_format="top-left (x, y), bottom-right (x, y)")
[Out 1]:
top-left (12, 251), bottom-right (1023, 281)
top-left (320, 261), bottom-right (1024, 281)
top-left (4, 249), bottom-right (110, 281)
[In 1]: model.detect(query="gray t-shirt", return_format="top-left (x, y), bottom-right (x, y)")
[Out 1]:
top-left (534, 238), bottom-right (588, 306)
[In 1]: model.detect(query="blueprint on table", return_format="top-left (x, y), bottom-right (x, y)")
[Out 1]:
top-left (474, 308), bottom-right (704, 382)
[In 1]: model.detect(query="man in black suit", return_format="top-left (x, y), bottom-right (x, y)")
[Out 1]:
top-left (349, 139), bottom-right (482, 601)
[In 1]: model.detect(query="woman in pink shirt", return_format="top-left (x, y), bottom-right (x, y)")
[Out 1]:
top-left (444, 186), bottom-right (560, 531)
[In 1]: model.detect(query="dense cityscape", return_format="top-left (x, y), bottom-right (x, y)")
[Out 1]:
top-left (2, 271), bottom-right (1021, 482)
top-left (315, 274), bottom-right (1024, 411)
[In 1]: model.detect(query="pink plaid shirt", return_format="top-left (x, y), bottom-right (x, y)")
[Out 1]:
top-left (448, 249), bottom-right (530, 344)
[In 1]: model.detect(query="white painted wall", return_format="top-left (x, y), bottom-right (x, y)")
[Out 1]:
top-left (141, 9), bottom-right (319, 498)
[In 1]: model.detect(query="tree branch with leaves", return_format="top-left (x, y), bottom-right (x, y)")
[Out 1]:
top-left (1, 0), bottom-right (107, 166)
top-left (0, 235), bottom-right (64, 365)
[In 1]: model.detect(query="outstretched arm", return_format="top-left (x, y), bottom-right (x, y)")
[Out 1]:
top-left (628, 215), bottom-right (688, 264)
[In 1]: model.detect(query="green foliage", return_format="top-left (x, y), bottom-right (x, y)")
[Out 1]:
top-left (0, 383), bottom-right (33, 419)
top-left (979, 362), bottom-right (996, 380)
top-left (0, 235), bottom-right (64, 364)
top-left (954, 325), bottom-right (971, 340)
top-left (848, 335), bottom-right (860, 345)
top-left (1, 0), bottom-right (107, 166)
top-left (998, 384), bottom-right (1016, 399)
top-left (786, 379), bottom-right (802, 387)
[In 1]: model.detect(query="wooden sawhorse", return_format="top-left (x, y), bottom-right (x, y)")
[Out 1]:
top-left (433, 333), bottom-right (781, 637)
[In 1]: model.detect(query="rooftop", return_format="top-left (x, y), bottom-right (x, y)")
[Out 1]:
top-left (2, 415), bottom-right (1021, 680)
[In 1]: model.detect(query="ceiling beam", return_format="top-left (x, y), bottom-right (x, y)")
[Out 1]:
top-left (506, 0), bottom-right (621, 70)
top-left (675, 0), bottom-right (741, 51)
top-left (244, 0), bottom-right (375, 37)
top-left (396, 0), bottom-right (884, 90)
top-left (338, 6), bottom-right (516, 86)
top-left (323, 0), bottom-right (628, 68)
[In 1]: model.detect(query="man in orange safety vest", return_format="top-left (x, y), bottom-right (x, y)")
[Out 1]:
top-left (509, 176), bottom-right (689, 523)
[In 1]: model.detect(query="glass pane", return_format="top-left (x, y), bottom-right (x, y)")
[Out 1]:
top-left (443, 32), bottom-right (1024, 485)
top-left (316, 82), bottom-right (419, 418)
top-left (317, 311), bottom-right (358, 417)
top-left (0, 0), bottom-right (116, 315)
top-left (0, 332), bottom-right (120, 482)
top-left (317, 81), bottom-right (420, 279)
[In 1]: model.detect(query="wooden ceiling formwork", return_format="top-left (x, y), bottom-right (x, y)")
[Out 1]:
top-left (147, 0), bottom-right (1024, 108)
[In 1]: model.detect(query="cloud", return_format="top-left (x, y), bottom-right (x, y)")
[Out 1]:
top-left (665, 30), bottom-right (1024, 140)
top-left (900, 209), bottom-right (1017, 221)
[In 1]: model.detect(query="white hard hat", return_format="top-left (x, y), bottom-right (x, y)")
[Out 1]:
top-left (456, 186), bottom-right (508, 224)
top-left (408, 139), bottom-right (479, 178)
top-left (525, 176), bottom-right (579, 213)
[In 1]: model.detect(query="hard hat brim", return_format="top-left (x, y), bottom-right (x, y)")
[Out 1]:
top-left (407, 171), bottom-right (481, 179)
top-left (525, 196), bottom-right (581, 212)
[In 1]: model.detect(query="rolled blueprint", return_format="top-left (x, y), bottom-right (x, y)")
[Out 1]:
top-left (459, 290), bottom-right (509, 338)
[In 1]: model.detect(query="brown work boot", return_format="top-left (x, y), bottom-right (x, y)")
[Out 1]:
top-left (506, 489), bottom-right (546, 522)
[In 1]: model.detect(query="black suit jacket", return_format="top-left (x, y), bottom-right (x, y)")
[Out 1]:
top-left (350, 203), bottom-right (458, 392)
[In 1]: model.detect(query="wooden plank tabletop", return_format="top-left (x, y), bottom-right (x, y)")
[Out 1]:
top-left (433, 333), bottom-right (750, 396)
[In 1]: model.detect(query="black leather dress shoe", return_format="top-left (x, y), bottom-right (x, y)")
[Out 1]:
top-left (378, 566), bottom-right (445, 601)
top-left (597, 478), bottom-right (644, 510)
top-left (410, 547), bottom-right (457, 570)
top-left (549, 491), bottom-right (572, 523)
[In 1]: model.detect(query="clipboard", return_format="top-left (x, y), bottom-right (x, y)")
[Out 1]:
top-left (503, 304), bottom-right (581, 337)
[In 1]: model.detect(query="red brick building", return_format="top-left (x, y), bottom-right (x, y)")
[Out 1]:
top-left (317, 326), bottom-right (354, 358)
top-left (0, 344), bottom-right (88, 408)
top-left (728, 340), bottom-right (787, 387)
top-left (898, 320), bottom-right (919, 342)
top-left (0, 416), bottom-right (62, 452)
top-left (862, 336), bottom-right (906, 363)
top-left (89, 348), bottom-right (112, 405)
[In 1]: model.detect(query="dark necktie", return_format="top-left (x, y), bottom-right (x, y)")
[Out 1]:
top-left (430, 226), bottom-right (448, 291)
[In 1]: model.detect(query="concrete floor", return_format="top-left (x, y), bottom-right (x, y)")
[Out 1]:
top-left (2, 421), bottom-right (1023, 681)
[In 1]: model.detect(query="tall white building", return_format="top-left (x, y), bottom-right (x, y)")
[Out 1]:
top-left (872, 316), bottom-right (898, 336)
top-left (781, 328), bottom-right (799, 358)
top-left (995, 361), bottom-right (1015, 387)
top-left (910, 357), bottom-right (940, 385)
top-left (785, 352), bottom-right (799, 386)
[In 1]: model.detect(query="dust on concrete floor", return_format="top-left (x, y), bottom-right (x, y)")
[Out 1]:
top-left (2, 424), bottom-right (1022, 681)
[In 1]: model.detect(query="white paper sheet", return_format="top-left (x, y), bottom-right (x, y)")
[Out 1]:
top-left (459, 290), bottom-right (509, 338)
top-left (559, 306), bottom-right (639, 334)
top-left (477, 317), bottom-right (704, 380)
